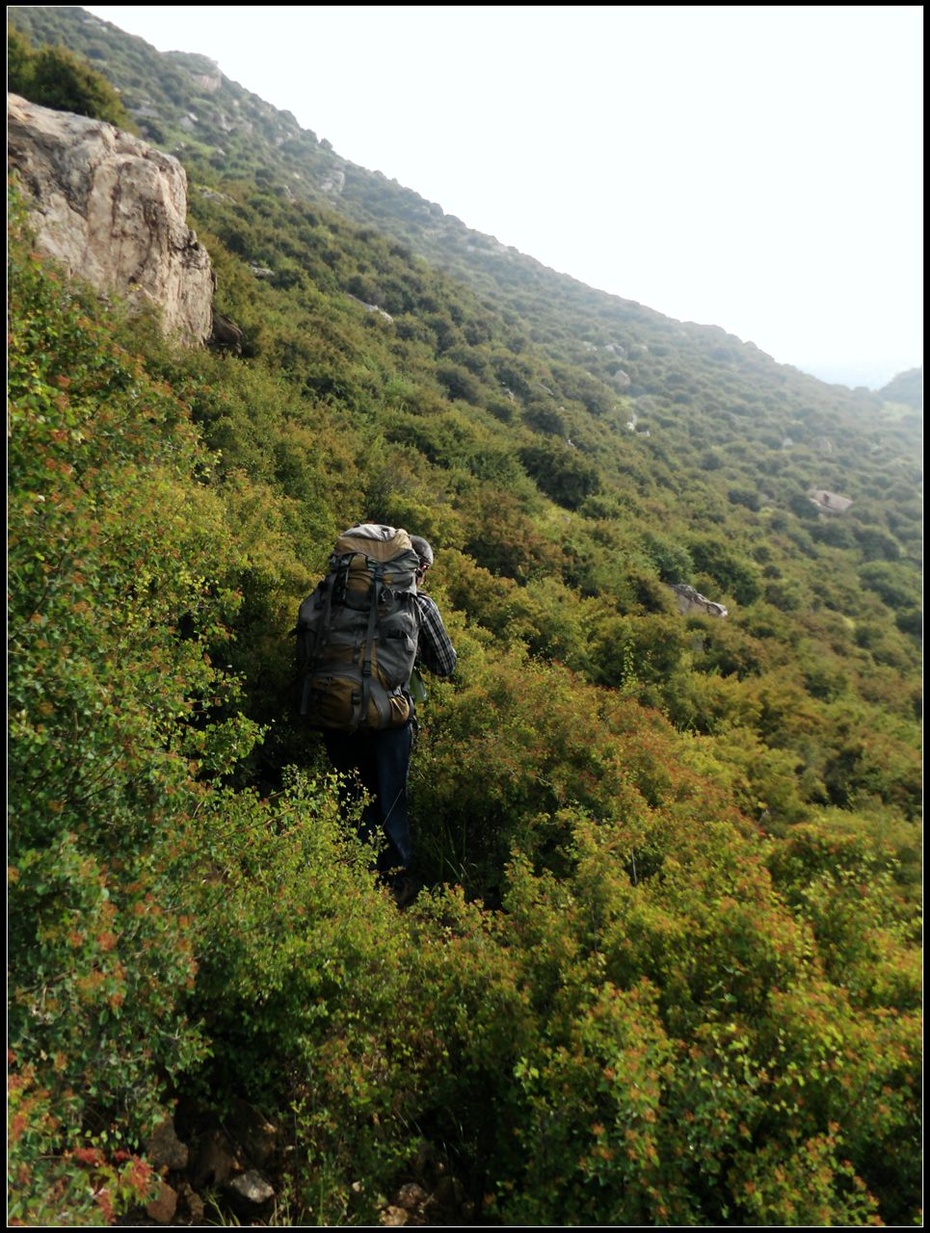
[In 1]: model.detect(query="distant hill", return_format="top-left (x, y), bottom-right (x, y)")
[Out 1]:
top-left (879, 366), bottom-right (923, 411)
top-left (6, 8), bottom-right (909, 400)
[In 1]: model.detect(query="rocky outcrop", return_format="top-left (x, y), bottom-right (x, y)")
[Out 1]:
top-left (208, 311), bottom-right (244, 355)
top-left (669, 583), bottom-right (729, 618)
top-left (807, 488), bottom-right (853, 514)
top-left (132, 1099), bottom-right (475, 1226)
top-left (7, 93), bottom-right (214, 347)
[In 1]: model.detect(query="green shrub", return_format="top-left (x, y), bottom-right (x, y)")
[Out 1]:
top-left (8, 27), bottom-right (135, 129)
top-left (8, 200), bottom-right (251, 1216)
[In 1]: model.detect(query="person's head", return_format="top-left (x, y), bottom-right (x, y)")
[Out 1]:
top-left (409, 535), bottom-right (434, 581)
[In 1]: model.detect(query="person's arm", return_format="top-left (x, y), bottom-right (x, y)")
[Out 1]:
top-left (415, 594), bottom-right (457, 677)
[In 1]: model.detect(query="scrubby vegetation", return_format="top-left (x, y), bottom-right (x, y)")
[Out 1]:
top-left (7, 8), bottom-right (922, 1226)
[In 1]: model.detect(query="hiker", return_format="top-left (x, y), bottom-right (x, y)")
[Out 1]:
top-left (306, 531), bottom-right (456, 907)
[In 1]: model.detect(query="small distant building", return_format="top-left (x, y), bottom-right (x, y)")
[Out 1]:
top-left (807, 488), bottom-right (853, 514)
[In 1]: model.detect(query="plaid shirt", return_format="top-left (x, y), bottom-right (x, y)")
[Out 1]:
top-left (415, 593), bottom-right (457, 677)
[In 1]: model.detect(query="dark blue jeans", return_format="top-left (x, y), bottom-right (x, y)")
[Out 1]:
top-left (323, 720), bottom-right (415, 881)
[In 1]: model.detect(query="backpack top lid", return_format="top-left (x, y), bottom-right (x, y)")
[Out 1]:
top-left (334, 523), bottom-right (414, 564)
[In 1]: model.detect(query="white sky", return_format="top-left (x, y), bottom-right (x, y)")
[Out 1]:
top-left (78, 4), bottom-right (923, 390)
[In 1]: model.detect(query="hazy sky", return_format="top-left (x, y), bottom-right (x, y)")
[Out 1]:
top-left (80, 4), bottom-right (923, 390)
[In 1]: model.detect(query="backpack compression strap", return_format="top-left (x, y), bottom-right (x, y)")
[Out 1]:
top-left (359, 563), bottom-right (384, 725)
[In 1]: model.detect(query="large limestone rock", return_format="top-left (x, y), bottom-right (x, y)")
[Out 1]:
top-left (7, 93), bottom-right (214, 347)
top-left (668, 583), bottom-right (729, 618)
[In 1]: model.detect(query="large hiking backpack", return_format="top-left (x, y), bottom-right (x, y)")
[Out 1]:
top-left (295, 524), bottom-right (422, 732)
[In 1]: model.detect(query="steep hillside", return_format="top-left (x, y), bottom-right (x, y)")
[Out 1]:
top-left (8, 8), bottom-right (918, 395)
top-left (7, 7), bottom-right (922, 1228)
top-left (10, 10), bottom-right (917, 510)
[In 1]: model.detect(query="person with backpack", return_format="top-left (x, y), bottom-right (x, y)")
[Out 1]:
top-left (295, 525), bottom-right (456, 907)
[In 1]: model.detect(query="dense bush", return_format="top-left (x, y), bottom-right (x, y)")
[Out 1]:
top-left (7, 209), bottom-right (245, 1218)
top-left (8, 26), bottom-right (135, 129)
